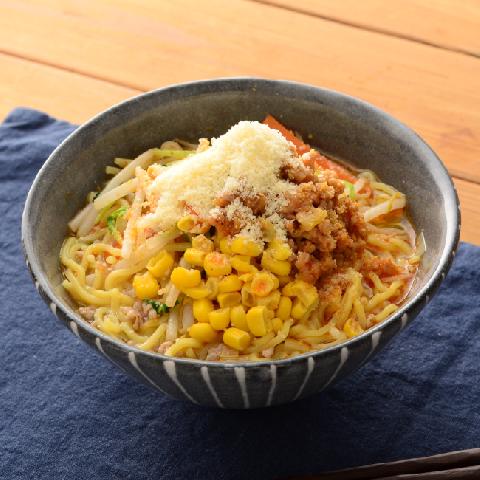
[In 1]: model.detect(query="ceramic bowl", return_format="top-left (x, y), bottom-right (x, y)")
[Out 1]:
top-left (22, 78), bottom-right (460, 409)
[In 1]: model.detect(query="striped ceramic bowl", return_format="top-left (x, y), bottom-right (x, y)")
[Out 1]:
top-left (22, 78), bottom-right (460, 408)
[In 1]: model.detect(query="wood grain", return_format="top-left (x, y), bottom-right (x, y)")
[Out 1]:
top-left (1, 52), bottom-right (477, 244)
top-left (453, 178), bottom-right (480, 245)
top-left (0, 52), bottom-right (138, 124)
top-left (0, 0), bottom-right (479, 183)
top-left (260, 0), bottom-right (480, 56)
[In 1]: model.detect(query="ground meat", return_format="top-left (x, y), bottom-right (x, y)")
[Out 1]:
top-left (208, 210), bottom-right (243, 237)
top-left (280, 160), bottom-right (315, 184)
top-left (281, 165), bottom-right (367, 285)
top-left (79, 306), bottom-right (96, 322)
top-left (242, 193), bottom-right (266, 215)
top-left (158, 341), bottom-right (173, 354)
top-left (295, 251), bottom-right (337, 284)
top-left (205, 343), bottom-right (238, 361)
top-left (215, 191), bottom-right (266, 215)
top-left (361, 256), bottom-right (401, 278)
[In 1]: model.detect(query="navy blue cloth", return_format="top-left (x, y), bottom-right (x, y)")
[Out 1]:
top-left (1, 108), bottom-right (479, 480)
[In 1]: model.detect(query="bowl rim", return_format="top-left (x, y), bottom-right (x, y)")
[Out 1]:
top-left (22, 77), bottom-right (461, 368)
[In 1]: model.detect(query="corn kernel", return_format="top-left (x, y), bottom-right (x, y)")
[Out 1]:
top-left (291, 298), bottom-right (308, 320)
top-left (276, 295), bottom-right (292, 321)
top-left (204, 252), bottom-right (232, 277)
top-left (231, 236), bottom-right (263, 256)
top-left (238, 272), bottom-right (254, 283)
top-left (182, 285), bottom-right (210, 299)
top-left (343, 318), bottom-right (363, 338)
top-left (177, 215), bottom-right (195, 232)
top-left (250, 272), bottom-right (275, 297)
top-left (246, 306), bottom-right (268, 336)
top-left (189, 323), bottom-right (217, 343)
top-left (296, 208), bottom-right (327, 231)
top-left (255, 290), bottom-right (281, 310)
top-left (219, 238), bottom-right (233, 255)
top-left (231, 255), bottom-right (256, 273)
top-left (205, 277), bottom-right (219, 300)
top-left (133, 271), bottom-right (159, 299)
top-left (183, 248), bottom-right (206, 266)
top-left (260, 218), bottom-right (276, 241)
top-left (269, 239), bottom-right (292, 261)
top-left (261, 251), bottom-right (291, 276)
top-left (230, 305), bottom-right (248, 331)
top-left (282, 280), bottom-right (319, 308)
top-left (208, 308), bottom-right (231, 330)
top-left (193, 298), bottom-right (214, 323)
top-left (146, 250), bottom-right (174, 278)
top-left (192, 234), bottom-right (214, 252)
top-left (223, 327), bottom-right (251, 351)
top-left (277, 275), bottom-right (292, 287)
top-left (217, 292), bottom-right (241, 308)
top-left (218, 274), bottom-right (242, 293)
top-left (241, 285), bottom-right (256, 307)
top-left (171, 267), bottom-right (201, 289)
top-left (272, 317), bottom-right (283, 333)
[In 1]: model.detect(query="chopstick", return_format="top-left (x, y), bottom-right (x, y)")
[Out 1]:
top-left (283, 448), bottom-right (480, 480)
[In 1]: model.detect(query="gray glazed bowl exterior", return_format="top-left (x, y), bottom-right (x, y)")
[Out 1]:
top-left (22, 78), bottom-right (460, 409)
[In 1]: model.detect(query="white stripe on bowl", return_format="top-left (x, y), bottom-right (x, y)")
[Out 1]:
top-left (401, 313), bottom-right (408, 329)
top-left (200, 366), bottom-right (224, 408)
top-left (266, 364), bottom-right (277, 407)
top-left (234, 367), bottom-right (249, 409)
top-left (49, 302), bottom-right (57, 315)
top-left (34, 281), bottom-right (39, 291)
top-left (363, 331), bottom-right (381, 363)
top-left (128, 351), bottom-right (166, 393)
top-left (164, 360), bottom-right (198, 404)
top-left (69, 321), bottom-right (79, 337)
top-left (95, 337), bottom-right (106, 355)
top-left (324, 347), bottom-right (349, 389)
top-left (293, 357), bottom-right (314, 401)
top-left (95, 338), bottom-right (130, 377)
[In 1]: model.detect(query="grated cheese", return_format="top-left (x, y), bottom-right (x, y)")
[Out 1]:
top-left (139, 121), bottom-right (302, 241)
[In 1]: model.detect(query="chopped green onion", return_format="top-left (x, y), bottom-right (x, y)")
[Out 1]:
top-left (343, 180), bottom-right (356, 199)
top-left (144, 299), bottom-right (180, 315)
top-left (107, 206), bottom-right (127, 241)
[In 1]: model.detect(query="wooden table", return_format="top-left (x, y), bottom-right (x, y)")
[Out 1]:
top-left (2, 0), bottom-right (479, 244)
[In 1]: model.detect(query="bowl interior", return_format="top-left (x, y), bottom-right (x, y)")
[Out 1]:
top-left (25, 79), bottom-right (458, 322)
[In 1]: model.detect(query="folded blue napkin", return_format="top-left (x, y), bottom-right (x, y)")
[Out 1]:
top-left (1, 108), bottom-right (479, 480)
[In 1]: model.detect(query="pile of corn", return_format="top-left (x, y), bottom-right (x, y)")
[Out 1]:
top-left (131, 228), bottom-right (319, 354)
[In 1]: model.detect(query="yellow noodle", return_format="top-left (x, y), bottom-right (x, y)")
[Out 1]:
top-left (367, 280), bottom-right (402, 312)
top-left (374, 303), bottom-right (398, 323)
top-left (60, 238), bottom-right (86, 284)
top-left (353, 298), bottom-right (367, 329)
top-left (138, 323), bottom-right (167, 351)
top-left (245, 333), bottom-right (275, 354)
top-left (283, 338), bottom-right (310, 353)
top-left (165, 338), bottom-right (202, 356)
top-left (104, 268), bottom-right (135, 290)
top-left (121, 323), bottom-right (149, 344)
top-left (332, 271), bottom-right (361, 328)
top-left (369, 272), bottom-right (387, 293)
top-left (63, 270), bottom-right (133, 307)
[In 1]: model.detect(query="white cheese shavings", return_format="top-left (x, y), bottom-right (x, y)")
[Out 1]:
top-left (139, 121), bottom-right (302, 241)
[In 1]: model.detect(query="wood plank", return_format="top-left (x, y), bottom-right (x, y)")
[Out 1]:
top-left (454, 178), bottom-right (480, 245)
top-left (0, 0), bottom-right (479, 184)
top-left (261, 0), bottom-right (480, 57)
top-left (0, 53), bottom-right (139, 124)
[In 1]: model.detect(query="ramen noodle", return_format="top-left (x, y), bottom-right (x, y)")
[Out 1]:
top-left (60, 116), bottom-right (423, 361)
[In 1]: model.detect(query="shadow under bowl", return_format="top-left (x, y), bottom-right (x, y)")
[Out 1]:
top-left (22, 78), bottom-right (460, 409)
